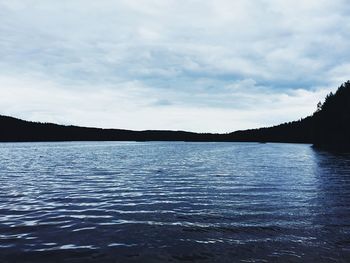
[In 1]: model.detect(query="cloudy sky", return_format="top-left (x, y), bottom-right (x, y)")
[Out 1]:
top-left (0, 0), bottom-right (349, 132)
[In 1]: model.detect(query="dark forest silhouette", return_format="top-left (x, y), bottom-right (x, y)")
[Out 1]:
top-left (1, 81), bottom-right (349, 150)
top-left (313, 81), bottom-right (350, 150)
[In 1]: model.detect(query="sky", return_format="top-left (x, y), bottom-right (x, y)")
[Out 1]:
top-left (0, 0), bottom-right (349, 133)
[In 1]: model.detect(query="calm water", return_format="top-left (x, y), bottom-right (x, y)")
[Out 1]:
top-left (0, 142), bottom-right (350, 262)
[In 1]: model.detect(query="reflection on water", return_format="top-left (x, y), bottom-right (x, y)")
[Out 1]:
top-left (0, 142), bottom-right (349, 262)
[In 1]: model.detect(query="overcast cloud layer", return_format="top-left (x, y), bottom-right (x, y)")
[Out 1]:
top-left (0, 0), bottom-right (349, 132)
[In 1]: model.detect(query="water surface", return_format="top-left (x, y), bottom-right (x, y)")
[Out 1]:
top-left (0, 142), bottom-right (349, 262)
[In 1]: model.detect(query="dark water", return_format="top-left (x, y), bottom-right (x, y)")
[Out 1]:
top-left (0, 142), bottom-right (350, 262)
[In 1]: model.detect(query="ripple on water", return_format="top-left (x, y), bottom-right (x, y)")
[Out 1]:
top-left (0, 142), bottom-right (350, 262)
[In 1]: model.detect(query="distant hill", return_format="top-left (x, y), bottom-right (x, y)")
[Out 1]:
top-left (0, 115), bottom-right (210, 142)
top-left (227, 116), bottom-right (313, 143)
top-left (1, 81), bottom-right (349, 150)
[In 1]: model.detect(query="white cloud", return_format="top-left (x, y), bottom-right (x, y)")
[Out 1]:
top-left (0, 0), bottom-right (349, 132)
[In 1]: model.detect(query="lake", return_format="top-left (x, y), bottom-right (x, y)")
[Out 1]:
top-left (0, 142), bottom-right (349, 262)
